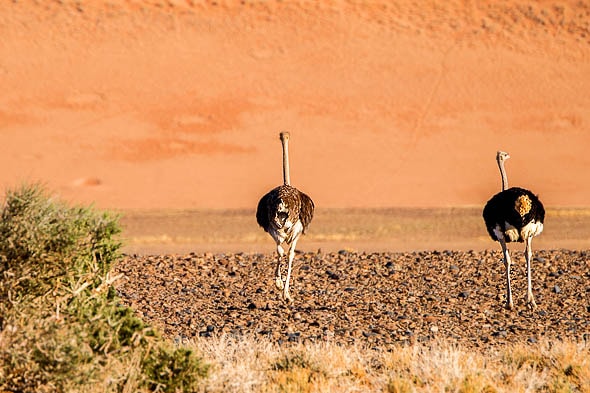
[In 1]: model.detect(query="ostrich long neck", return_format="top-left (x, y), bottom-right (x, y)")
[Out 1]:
top-left (498, 158), bottom-right (508, 191)
top-left (281, 134), bottom-right (291, 186)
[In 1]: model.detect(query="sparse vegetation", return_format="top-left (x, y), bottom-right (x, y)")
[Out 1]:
top-left (193, 335), bottom-right (590, 393)
top-left (1, 184), bottom-right (588, 392)
top-left (0, 184), bottom-right (208, 392)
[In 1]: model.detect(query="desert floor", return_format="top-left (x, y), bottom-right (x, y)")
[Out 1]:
top-left (113, 206), bottom-right (590, 353)
top-left (115, 246), bottom-right (590, 351)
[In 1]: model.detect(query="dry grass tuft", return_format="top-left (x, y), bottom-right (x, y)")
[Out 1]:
top-left (190, 335), bottom-right (589, 393)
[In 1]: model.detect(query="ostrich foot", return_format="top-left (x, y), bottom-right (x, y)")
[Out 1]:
top-left (282, 289), bottom-right (293, 303)
top-left (505, 298), bottom-right (514, 310)
top-left (526, 293), bottom-right (537, 310)
top-left (275, 276), bottom-right (284, 290)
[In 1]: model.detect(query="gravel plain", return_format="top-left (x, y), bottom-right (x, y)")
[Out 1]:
top-left (114, 249), bottom-right (590, 351)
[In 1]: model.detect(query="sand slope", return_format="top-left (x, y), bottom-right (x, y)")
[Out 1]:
top-left (1, 0), bottom-right (590, 209)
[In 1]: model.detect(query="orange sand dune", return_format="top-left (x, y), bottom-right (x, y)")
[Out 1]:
top-left (1, 0), bottom-right (589, 210)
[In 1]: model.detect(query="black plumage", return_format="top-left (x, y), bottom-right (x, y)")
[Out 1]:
top-left (482, 151), bottom-right (544, 310)
top-left (483, 187), bottom-right (545, 242)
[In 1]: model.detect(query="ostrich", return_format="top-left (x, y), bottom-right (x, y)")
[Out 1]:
top-left (483, 151), bottom-right (545, 310)
top-left (256, 132), bottom-right (314, 302)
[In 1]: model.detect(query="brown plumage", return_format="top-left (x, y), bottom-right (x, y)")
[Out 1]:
top-left (256, 185), bottom-right (314, 238)
top-left (256, 132), bottom-right (314, 302)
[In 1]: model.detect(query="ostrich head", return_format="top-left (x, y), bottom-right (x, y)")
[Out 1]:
top-left (280, 132), bottom-right (290, 143)
top-left (496, 151), bottom-right (510, 163)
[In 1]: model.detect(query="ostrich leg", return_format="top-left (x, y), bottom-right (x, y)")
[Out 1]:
top-left (275, 244), bottom-right (285, 290)
top-left (524, 236), bottom-right (537, 309)
top-left (282, 234), bottom-right (301, 302)
top-left (499, 238), bottom-right (514, 309)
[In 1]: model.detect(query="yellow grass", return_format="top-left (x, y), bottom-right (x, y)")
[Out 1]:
top-left (188, 335), bottom-right (590, 393)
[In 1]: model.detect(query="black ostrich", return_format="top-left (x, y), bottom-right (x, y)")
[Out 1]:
top-left (483, 151), bottom-right (545, 310)
top-left (256, 132), bottom-right (314, 302)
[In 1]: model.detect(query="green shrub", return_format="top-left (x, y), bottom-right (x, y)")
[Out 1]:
top-left (0, 184), bottom-right (120, 303)
top-left (142, 346), bottom-right (209, 393)
top-left (0, 184), bottom-right (208, 392)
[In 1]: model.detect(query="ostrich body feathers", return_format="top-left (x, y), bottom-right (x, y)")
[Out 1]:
top-left (256, 184), bottom-right (314, 244)
top-left (483, 186), bottom-right (545, 243)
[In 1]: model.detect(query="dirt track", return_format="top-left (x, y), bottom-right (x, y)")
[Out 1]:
top-left (114, 249), bottom-right (590, 351)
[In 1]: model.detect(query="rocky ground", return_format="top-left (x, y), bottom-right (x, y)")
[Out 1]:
top-left (114, 249), bottom-right (590, 351)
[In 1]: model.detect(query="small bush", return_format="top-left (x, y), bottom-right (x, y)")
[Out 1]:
top-left (143, 346), bottom-right (209, 393)
top-left (0, 184), bottom-right (208, 392)
top-left (0, 184), bottom-right (120, 303)
top-left (386, 377), bottom-right (414, 393)
top-left (269, 351), bottom-right (327, 393)
top-left (272, 352), bottom-right (317, 372)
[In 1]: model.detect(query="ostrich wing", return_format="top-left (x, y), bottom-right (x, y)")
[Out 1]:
top-left (256, 191), bottom-right (273, 232)
top-left (298, 191), bottom-right (314, 233)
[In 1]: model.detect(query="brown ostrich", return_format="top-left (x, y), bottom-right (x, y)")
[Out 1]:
top-left (256, 132), bottom-right (314, 302)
